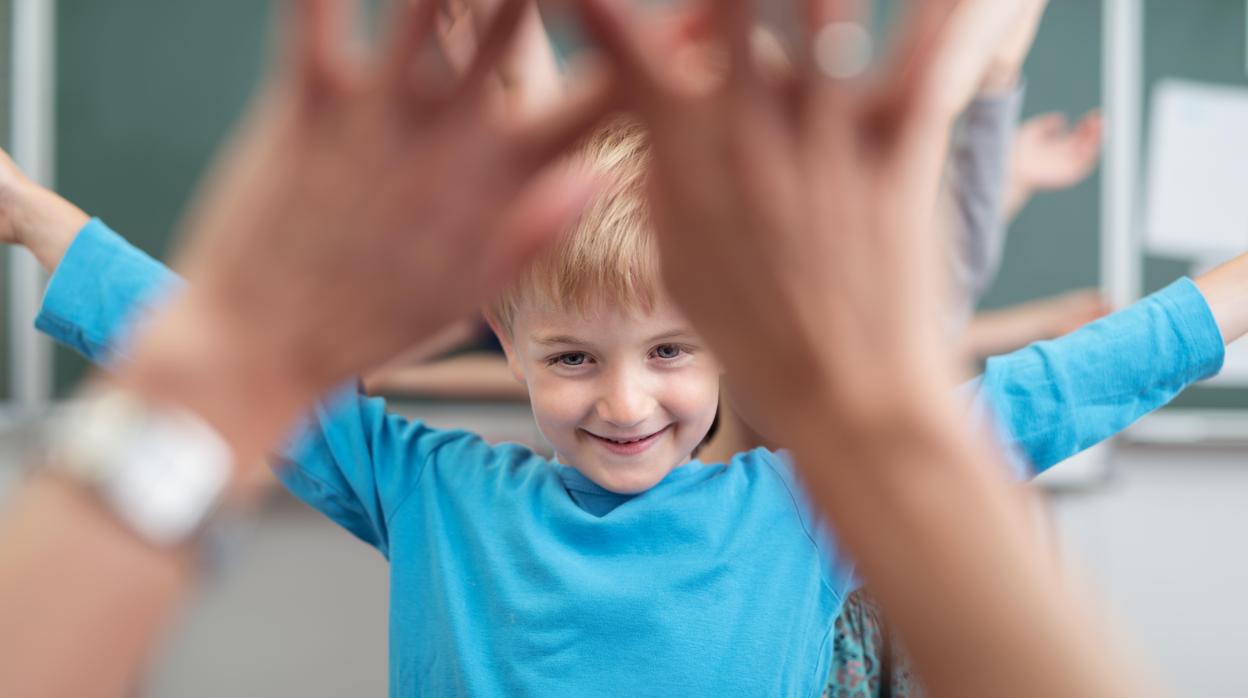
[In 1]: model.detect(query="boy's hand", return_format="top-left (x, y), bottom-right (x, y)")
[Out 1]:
top-left (0, 148), bottom-right (32, 246)
top-left (0, 147), bottom-right (89, 269)
top-left (117, 0), bottom-right (612, 468)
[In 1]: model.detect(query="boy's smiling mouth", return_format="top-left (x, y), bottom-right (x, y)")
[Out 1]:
top-left (582, 425), bottom-right (672, 456)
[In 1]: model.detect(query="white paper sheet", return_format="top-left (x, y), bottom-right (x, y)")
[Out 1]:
top-left (1145, 80), bottom-right (1248, 257)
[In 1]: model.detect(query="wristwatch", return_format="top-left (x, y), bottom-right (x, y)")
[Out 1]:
top-left (43, 387), bottom-right (233, 547)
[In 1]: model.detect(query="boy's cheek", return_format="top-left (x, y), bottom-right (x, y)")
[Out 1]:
top-left (665, 369), bottom-right (721, 415)
top-left (527, 381), bottom-right (592, 433)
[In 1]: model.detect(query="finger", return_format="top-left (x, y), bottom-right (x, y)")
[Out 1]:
top-left (577, 0), bottom-right (678, 110)
top-left (493, 4), bottom-right (565, 114)
top-left (510, 60), bottom-right (619, 170)
top-left (436, 6), bottom-right (479, 75)
top-left (707, 0), bottom-right (754, 83)
top-left (284, 0), bottom-right (356, 99)
top-left (456, 0), bottom-right (528, 99)
top-left (1027, 112), bottom-right (1067, 135)
top-left (802, 0), bottom-right (867, 69)
top-left (752, 25), bottom-right (795, 82)
top-left (1074, 110), bottom-right (1103, 139)
top-left (460, 0), bottom-right (502, 36)
top-left (880, 0), bottom-right (1027, 124)
top-left (380, 0), bottom-right (442, 91)
top-left (666, 2), bottom-right (717, 45)
top-left (869, 0), bottom-right (961, 125)
top-left (868, 0), bottom-right (979, 247)
top-left (794, 0), bottom-right (869, 159)
top-left (800, 0), bottom-right (871, 121)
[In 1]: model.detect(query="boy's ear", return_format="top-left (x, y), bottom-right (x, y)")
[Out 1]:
top-left (484, 311), bottom-right (526, 384)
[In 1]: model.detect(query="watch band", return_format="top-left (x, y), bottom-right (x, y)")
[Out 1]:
top-left (44, 388), bottom-right (233, 547)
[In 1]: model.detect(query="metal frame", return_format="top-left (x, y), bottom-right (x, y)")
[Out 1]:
top-left (1102, 0), bottom-right (1143, 310)
top-left (6, 0), bottom-right (53, 417)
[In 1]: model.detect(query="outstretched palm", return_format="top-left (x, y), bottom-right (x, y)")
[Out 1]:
top-left (174, 0), bottom-right (612, 392)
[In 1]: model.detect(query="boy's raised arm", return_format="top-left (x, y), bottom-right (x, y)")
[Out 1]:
top-left (975, 251), bottom-right (1248, 474)
top-left (976, 276), bottom-right (1224, 472)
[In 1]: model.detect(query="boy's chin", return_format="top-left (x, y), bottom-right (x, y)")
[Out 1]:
top-left (579, 459), bottom-right (678, 495)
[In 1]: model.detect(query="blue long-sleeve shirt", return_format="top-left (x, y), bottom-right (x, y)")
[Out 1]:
top-left (36, 219), bottom-right (1225, 696)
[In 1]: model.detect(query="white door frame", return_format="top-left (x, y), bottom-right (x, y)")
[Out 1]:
top-left (7, 0), bottom-right (54, 417)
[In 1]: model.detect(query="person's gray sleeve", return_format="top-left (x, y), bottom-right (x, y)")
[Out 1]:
top-left (946, 83), bottom-right (1026, 317)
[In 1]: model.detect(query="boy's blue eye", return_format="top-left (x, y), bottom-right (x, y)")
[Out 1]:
top-left (553, 352), bottom-right (589, 367)
top-left (653, 344), bottom-right (683, 360)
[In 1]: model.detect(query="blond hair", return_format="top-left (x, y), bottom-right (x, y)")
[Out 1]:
top-left (492, 118), bottom-right (660, 334)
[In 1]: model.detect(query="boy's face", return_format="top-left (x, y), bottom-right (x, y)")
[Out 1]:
top-left (497, 294), bottom-right (721, 494)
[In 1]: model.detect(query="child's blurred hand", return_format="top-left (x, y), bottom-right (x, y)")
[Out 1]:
top-left (0, 147), bottom-right (88, 268)
top-left (0, 148), bottom-right (33, 246)
top-left (119, 0), bottom-right (613, 466)
top-left (1014, 110), bottom-right (1103, 191)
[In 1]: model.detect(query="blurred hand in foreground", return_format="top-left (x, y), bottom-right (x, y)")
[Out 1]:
top-left (123, 0), bottom-right (614, 465)
top-left (578, 0), bottom-right (1024, 442)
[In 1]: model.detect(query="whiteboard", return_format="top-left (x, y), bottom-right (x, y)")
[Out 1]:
top-left (1145, 80), bottom-right (1248, 258)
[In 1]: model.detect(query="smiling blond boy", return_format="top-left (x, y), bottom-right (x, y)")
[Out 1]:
top-left (15, 116), bottom-right (1229, 695)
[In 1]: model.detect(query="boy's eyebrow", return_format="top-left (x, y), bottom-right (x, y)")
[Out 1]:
top-left (645, 329), bottom-right (695, 343)
top-left (532, 334), bottom-right (590, 347)
top-left (532, 329), bottom-right (692, 347)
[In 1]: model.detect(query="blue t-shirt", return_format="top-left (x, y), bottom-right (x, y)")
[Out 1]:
top-left (36, 219), bottom-right (1225, 696)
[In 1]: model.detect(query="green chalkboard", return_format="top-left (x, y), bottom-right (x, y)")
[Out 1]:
top-left (53, 0), bottom-right (387, 395)
top-left (54, 0), bottom-right (273, 394)
top-left (1141, 0), bottom-right (1248, 409)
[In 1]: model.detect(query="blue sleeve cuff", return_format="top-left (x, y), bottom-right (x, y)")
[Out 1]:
top-left (35, 217), bottom-right (182, 365)
top-left (975, 276), bottom-right (1225, 478)
top-left (1157, 276), bottom-right (1226, 383)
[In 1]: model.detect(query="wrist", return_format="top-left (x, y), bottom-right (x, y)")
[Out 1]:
top-left (779, 356), bottom-right (960, 457)
top-left (786, 384), bottom-right (989, 505)
top-left (1194, 253), bottom-right (1248, 345)
top-left (113, 291), bottom-right (320, 470)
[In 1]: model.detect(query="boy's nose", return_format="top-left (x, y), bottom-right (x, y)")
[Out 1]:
top-left (595, 385), bottom-right (656, 428)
